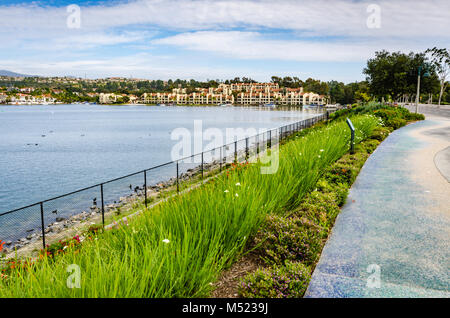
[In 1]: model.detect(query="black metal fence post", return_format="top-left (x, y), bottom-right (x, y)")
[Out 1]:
top-left (176, 161), bottom-right (179, 193)
top-left (100, 183), bottom-right (105, 228)
top-left (234, 141), bottom-right (237, 163)
top-left (220, 147), bottom-right (223, 171)
top-left (268, 130), bottom-right (272, 149)
top-left (245, 137), bottom-right (249, 160)
top-left (40, 202), bottom-right (45, 249)
top-left (222, 146), bottom-right (226, 168)
top-left (201, 152), bottom-right (204, 181)
top-left (144, 170), bottom-right (148, 208)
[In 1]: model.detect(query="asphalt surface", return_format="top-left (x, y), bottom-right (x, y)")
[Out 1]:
top-left (305, 104), bottom-right (450, 298)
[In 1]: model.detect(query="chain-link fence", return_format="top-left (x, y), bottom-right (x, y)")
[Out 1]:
top-left (0, 111), bottom-right (331, 255)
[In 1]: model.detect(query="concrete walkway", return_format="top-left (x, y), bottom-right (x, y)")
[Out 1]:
top-left (305, 105), bottom-right (450, 298)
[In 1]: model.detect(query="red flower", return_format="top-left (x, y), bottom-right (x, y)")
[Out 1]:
top-left (0, 240), bottom-right (4, 252)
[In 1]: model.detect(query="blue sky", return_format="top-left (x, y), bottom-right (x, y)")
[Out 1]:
top-left (0, 0), bottom-right (448, 83)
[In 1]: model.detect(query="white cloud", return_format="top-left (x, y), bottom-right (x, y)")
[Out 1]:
top-left (153, 31), bottom-right (435, 62)
top-left (0, 0), bottom-right (449, 38)
top-left (0, 0), bottom-right (448, 81)
top-left (19, 31), bottom-right (151, 51)
top-left (0, 53), bottom-right (265, 80)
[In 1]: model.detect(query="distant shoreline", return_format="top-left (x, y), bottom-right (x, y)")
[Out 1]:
top-left (0, 102), bottom-right (328, 108)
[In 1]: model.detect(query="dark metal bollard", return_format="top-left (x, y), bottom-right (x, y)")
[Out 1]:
top-left (346, 118), bottom-right (355, 154)
top-left (234, 141), bottom-right (237, 163)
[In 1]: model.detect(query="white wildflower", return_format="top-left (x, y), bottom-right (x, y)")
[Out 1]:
top-left (224, 190), bottom-right (229, 193)
top-left (235, 182), bottom-right (241, 186)
top-left (235, 193), bottom-right (239, 197)
top-left (162, 239), bottom-right (170, 244)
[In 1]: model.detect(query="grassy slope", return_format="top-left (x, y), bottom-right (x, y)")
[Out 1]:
top-left (0, 115), bottom-right (379, 297)
top-left (237, 105), bottom-right (423, 298)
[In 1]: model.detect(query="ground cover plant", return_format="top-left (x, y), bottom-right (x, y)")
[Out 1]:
top-left (238, 127), bottom-right (392, 297)
top-left (0, 114), bottom-right (380, 297)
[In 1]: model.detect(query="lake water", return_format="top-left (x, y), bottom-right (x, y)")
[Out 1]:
top-left (0, 104), bottom-right (321, 242)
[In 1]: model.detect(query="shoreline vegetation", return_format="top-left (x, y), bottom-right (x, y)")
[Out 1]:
top-left (0, 103), bottom-right (424, 297)
top-left (216, 103), bottom-right (425, 298)
top-left (2, 153), bottom-right (243, 258)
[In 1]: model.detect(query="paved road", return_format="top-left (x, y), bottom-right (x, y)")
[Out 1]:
top-left (305, 104), bottom-right (450, 297)
top-left (404, 104), bottom-right (450, 182)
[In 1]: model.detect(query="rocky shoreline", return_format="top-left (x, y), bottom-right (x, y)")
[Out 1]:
top-left (1, 157), bottom-right (234, 257)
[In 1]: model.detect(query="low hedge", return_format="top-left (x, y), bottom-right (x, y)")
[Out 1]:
top-left (238, 125), bottom-right (389, 298)
top-left (330, 102), bottom-right (425, 130)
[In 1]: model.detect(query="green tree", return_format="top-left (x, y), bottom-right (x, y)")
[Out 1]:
top-left (364, 50), bottom-right (439, 102)
top-left (426, 47), bottom-right (450, 106)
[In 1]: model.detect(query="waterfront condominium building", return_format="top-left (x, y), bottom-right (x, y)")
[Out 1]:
top-left (100, 82), bottom-right (327, 106)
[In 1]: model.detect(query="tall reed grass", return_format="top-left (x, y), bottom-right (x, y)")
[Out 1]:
top-left (0, 115), bottom-right (379, 297)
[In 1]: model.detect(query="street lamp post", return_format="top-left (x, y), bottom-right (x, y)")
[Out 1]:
top-left (415, 67), bottom-right (421, 114)
top-left (415, 65), bottom-right (430, 114)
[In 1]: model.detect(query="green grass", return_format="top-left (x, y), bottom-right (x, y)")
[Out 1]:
top-left (0, 115), bottom-right (379, 297)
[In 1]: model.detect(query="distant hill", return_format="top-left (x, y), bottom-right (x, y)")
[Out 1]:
top-left (0, 70), bottom-right (36, 77)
